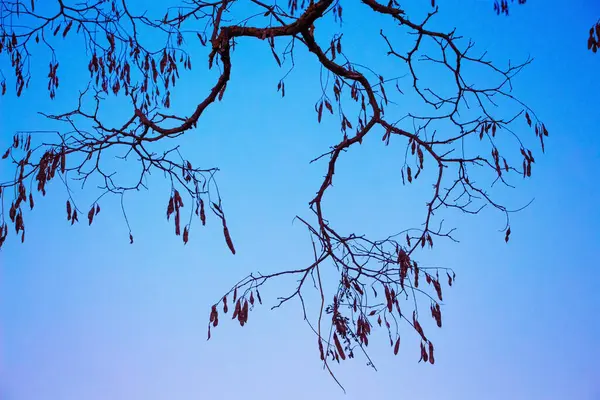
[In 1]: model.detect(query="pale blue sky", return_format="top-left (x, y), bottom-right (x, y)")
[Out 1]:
top-left (1, 1), bottom-right (599, 399)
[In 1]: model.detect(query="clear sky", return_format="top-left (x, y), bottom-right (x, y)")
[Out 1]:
top-left (1, 0), bottom-right (599, 399)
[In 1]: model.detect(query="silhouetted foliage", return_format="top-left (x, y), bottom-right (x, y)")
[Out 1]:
top-left (492, 0), bottom-right (526, 16)
top-left (588, 20), bottom-right (600, 53)
top-left (0, 0), bottom-right (568, 389)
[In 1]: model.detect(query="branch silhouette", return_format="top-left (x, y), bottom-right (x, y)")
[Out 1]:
top-left (0, 0), bottom-right (554, 388)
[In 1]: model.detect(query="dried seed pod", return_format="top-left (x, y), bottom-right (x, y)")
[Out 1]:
top-left (433, 279), bottom-right (443, 301)
top-left (60, 151), bottom-right (66, 174)
top-left (333, 333), bottom-right (346, 360)
top-left (232, 299), bottom-right (240, 320)
top-left (384, 284), bottom-right (392, 312)
top-left (352, 282), bottom-right (363, 295)
top-left (88, 206), bottom-right (95, 225)
top-left (175, 210), bottom-right (181, 235)
top-left (413, 311), bottom-right (426, 341)
top-left (239, 300), bottom-right (249, 326)
top-left (428, 341), bottom-right (435, 364)
top-left (223, 222), bottom-right (235, 255)
top-left (317, 102), bottom-right (323, 123)
top-left (318, 339), bottom-right (325, 360)
top-left (166, 197), bottom-right (174, 220)
top-left (199, 199), bottom-right (206, 225)
top-left (420, 342), bottom-right (428, 363)
top-left (242, 300), bottom-right (248, 319)
top-left (414, 263), bottom-right (420, 288)
top-left (210, 305), bottom-right (218, 322)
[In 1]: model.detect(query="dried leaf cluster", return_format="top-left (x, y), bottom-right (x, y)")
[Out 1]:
top-left (588, 20), bottom-right (600, 53)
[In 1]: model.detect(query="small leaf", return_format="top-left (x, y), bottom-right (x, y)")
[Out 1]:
top-left (232, 299), bottom-right (240, 320)
top-left (333, 333), bottom-right (346, 360)
top-left (318, 339), bottom-right (325, 360)
top-left (413, 312), bottom-right (426, 341)
top-left (87, 206), bottom-right (94, 225)
top-left (317, 102), bottom-right (323, 123)
top-left (420, 342), bottom-right (428, 363)
top-left (62, 20), bottom-right (73, 37)
top-left (183, 226), bottom-right (189, 244)
top-left (60, 152), bottom-right (66, 174)
top-left (199, 198), bottom-right (206, 225)
top-left (223, 221), bottom-right (235, 255)
top-left (428, 341), bottom-right (435, 364)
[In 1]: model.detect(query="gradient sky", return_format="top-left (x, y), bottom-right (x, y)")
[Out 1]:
top-left (1, 0), bottom-right (599, 399)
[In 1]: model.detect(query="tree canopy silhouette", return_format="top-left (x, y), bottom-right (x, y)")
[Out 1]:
top-left (1, 0), bottom-right (581, 389)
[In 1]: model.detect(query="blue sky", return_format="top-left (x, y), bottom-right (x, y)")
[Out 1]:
top-left (1, 0), bottom-right (599, 399)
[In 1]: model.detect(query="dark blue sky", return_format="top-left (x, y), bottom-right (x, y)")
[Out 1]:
top-left (1, 0), bottom-right (599, 399)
